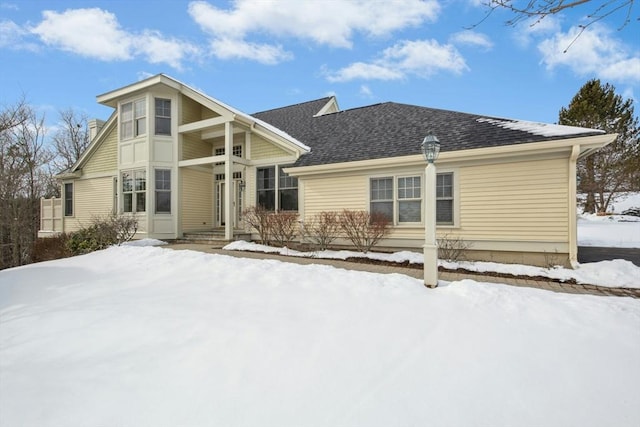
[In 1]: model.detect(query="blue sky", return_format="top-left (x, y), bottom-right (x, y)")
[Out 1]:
top-left (1, 0), bottom-right (638, 131)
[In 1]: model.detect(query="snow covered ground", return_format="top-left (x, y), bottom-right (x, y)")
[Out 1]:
top-left (1, 245), bottom-right (639, 427)
top-left (0, 193), bottom-right (638, 426)
top-left (578, 192), bottom-right (640, 248)
top-left (219, 192), bottom-right (640, 288)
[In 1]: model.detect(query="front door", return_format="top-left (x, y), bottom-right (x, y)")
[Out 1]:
top-left (215, 178), bottom-right (243, 228)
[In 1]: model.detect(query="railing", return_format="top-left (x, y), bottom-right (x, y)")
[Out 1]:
top-left (39, 197), bottom-right (63, 235)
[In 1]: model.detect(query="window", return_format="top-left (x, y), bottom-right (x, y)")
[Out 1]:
top-left (155, 98), bottom-right (171, 135)
top-left (279, 167), bottom-right (298, 211)
top-left (214, 145), bottom-right (242, 165)
top-left (256, 165), bottom-right (298, 211)
top-left (436, 173), bottom-right (454, 224)
top-left (398, 176), bottom-right (421, 222)
top-left (370, 177), bottom-right (393, 221)
top-left (371, 175), bottom-right (451, 225)
top-left (257, 166), bottom-right (275, 210)
top-left (155, 169), bottom-right (171, 213)
top-left (122, 170), bottom-right (146, 213)
top-left (121, 99), bottom-right (146, 140)
top-left (64, 183), bottom-right (73, 216)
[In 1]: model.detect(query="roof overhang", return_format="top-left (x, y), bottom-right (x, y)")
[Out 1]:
top-left (285, 133), bottom-right (616, 177)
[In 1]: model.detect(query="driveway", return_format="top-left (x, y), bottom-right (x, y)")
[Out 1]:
top-left (578, 246), bottom-right (640, 266)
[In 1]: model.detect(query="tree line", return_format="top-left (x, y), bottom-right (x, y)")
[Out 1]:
top-left (1, 79), bottom-right (638, 269)
top-left (1, 99), bottom-right (90, 269)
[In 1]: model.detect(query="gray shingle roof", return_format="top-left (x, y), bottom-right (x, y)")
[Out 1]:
top-left (253, 100), bottom-right (603, 167)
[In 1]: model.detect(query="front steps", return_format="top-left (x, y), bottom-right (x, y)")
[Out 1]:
top-left (176, 230), bottom-right (252, 248)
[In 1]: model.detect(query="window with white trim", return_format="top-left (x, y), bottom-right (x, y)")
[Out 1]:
top-left (370, 177), bottom-right (393, 221)
top-left (122, 169), bottom-right (146, 213)
top-left (371, 176), bottom-right (421, 224)
top-left (436, 173), bottom-right (454, 224)
top-left (155, 169), bottom-right (171, 214)
top-left (121, 99), bottom-right (146, 140)
top-left (256, 165), bottom-right (297, 211)
top-left (64, 182), bottom-right (73, 216)
top-left (398, 176), bottom-right (421, 222)
top-left (370, 174), bottom-right (453, 225)
top-left (279, 167), bottom-right (298, 211)
top-left (155, 98), bottom-right (171, 135)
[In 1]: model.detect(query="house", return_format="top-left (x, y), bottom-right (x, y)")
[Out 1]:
top-left (39, 74), bottom-right (614, 267)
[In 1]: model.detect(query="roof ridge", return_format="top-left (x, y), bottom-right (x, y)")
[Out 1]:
top-left (253, 97), bottom-right (334, 115)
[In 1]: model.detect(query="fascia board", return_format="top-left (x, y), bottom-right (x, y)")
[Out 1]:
top-left (97, 74), bottom-right (180, 107)
top-left (71, 112), bottom-right (117, 172)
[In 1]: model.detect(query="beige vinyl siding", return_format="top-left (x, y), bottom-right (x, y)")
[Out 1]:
top-left (251, 135), bottom-right (288, 160)
top-left (83, 124), bottom-right (117, 174)
top-left (302, 174), bottom-right (368, 217)
top-left (456, 158), bottom-right (569, 241)
top-left (64, 176), bottom-right (114, 233)
top-left (427, 157), bottom-right (569, 243)
top-left (181, 168), bottom-right (212, 231)
top-left (180, 94), bottom-right (219, 125)
top-left (182, 133), bottom-right (211, 160)
top-left (298, 156), bottom-right (570, 245)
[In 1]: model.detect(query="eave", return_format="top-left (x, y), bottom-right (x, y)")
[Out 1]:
top-left (285, 133), bottom-right (616, 177)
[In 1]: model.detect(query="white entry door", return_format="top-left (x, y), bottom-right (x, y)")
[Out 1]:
top-left (216, 179), bottom-right (243, 227)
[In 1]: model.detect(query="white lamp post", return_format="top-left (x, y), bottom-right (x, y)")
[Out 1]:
top-left (421, 134), bottom-right (440, 288)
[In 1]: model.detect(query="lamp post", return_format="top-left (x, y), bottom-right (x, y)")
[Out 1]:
top-left (421, 134), bottom-right (440, 288)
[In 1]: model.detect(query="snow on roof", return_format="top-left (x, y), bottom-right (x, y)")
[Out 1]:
top-left (476, 117), bottom-right (604, 137)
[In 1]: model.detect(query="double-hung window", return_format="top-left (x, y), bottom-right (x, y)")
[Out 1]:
top-left (370, 175), bottom-right (431, 225)
top-left (436, 173), bottom-right (454, 224)
top-left (122, 170), bottom-right (146, 213)
top-left (370, 173), bottom-right (454, 225)
top-left (279, 167), bottom-right (298, 211)
top-left (121, 99), bottom-right (146, 140)
top-left (257, 166), bottom-right (276, 210)
top-left (64, 183), bottom-right (73, 216)
top-left (155, 169), bottom-right (171, 213)
top-left (370, 177), bottom-right (393, 221)
top-left (256, 165), bottom-right (298, 211)
top-left (155, 98), bottom-right (171, 136)
top-left (397, 176), bottom-right (422, 222)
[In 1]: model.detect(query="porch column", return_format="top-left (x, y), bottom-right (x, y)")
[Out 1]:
top-left (224, 121), bottom-right (233, 240)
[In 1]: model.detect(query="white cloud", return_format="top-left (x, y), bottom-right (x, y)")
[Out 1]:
top-left (0, 19), bottom-right (37, 51)
top-left (359, 85), bottom-right (374, 98)
top-left (0, 3), bottom-right (19, 10)
top-left (538, 24), bottom-right (640, 84)
top-left (210, 37), bottom-right (292, 65)
top-left (188, 0), bottom-right (439, 64)
top-left (514, 15), bottom-right (562, 47)
top-left (450, 30), bottom-right (493, 50)
top-left (326, 39), bottom-right (468, 82)
top-left (327, 62), bottom-right (405, 82)
top-left (28, 8), bottom-right (198, 69)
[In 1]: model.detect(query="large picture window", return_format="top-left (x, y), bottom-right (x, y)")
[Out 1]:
top-left (122, 169), bottom-right (146, 213)
top-left (121, 99), bottom-right (146, 140)
top-left (256, 165), bottom-right (298, 211)
top-left (64, 182), bottom-right (73, 217)
top-left (155, 169), bottom-right (171, 213)
top-left (155, 98), bottom-right (171, 135)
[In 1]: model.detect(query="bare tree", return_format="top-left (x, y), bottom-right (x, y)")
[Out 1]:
top-left (475, 0), bottom-right (635, 48)
top-left (0, 101), bottom-right (53, 268)
top-left (52, 108), bottom-right (90, 173)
